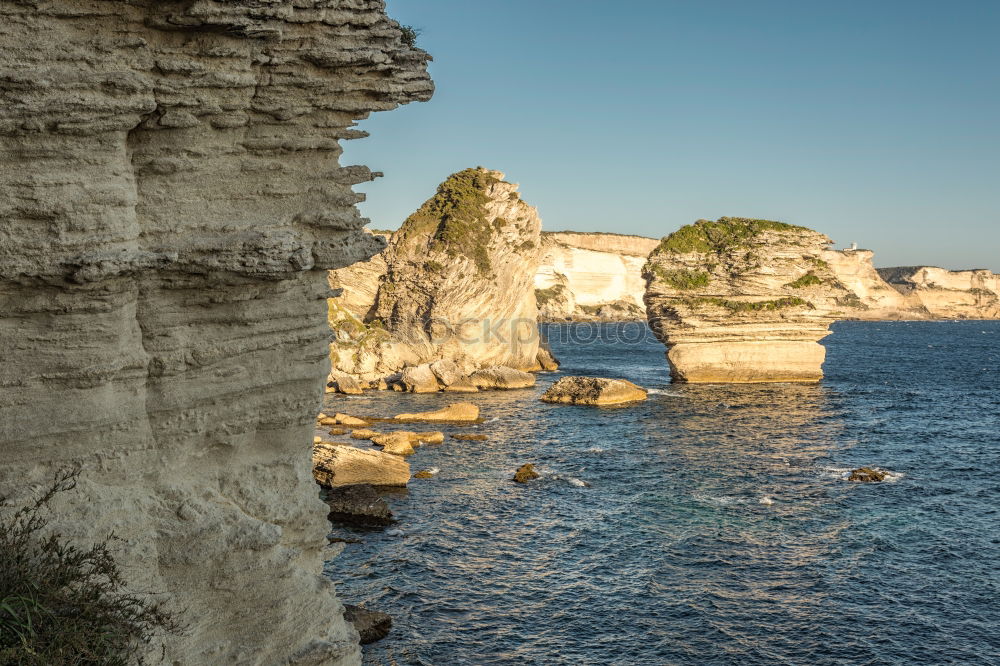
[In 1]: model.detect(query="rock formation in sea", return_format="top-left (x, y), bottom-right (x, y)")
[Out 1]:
top-left (330, 168), bottom-right (545, 381)
top-left (535, 232), bottom-right (659, 320)
top-left (0, 2), bottom-right (431, 663)
top-left (643, 218), bottom-right (856, 383)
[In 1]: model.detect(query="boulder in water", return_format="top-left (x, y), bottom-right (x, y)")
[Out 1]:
top-left (342, 605), bottom-right (392, 645)
top-left (540, 376), bottom-right (647, 406)
top-left (322, 484), bottom-right (393, 527)
top-left (350, 429), bottom-right (379, 440)
top-left (312, 442), bottom-right (410, 487)
top-left (512, 463), bottom-right (539, 483)
top-left (370, 432), bottom-right (416, 456)
top-left (394, 402), bottom-right (480, 422)
top-left (409, 431), bottom-right (445, 444)
top-left (401, 364), bottom-right (440, 393)
top-left (327, 370), bottom-right (364, 395)
top-left (534, 344), bottom-right (560, 372)
top-left (412, 470), bottom-right (435, 479)
top-left (848, 467), bottom-right (889, 482)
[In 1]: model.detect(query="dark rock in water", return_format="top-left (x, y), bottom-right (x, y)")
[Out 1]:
top-left (512, 463), bottom-right (539, 483)
top-left (848, 467), bottom-right (889, 482)
top-left (343, 604), bottom-right (392, 645)
top-left (412, 470), bottom-right (435, 479)
top-left (451, 433), bottom-right (489, 441)
top-left (323, 484), bottom-right (393, 526)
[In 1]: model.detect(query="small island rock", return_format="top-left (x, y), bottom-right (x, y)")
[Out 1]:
top-left (540, 376), bottom-right (648, 406)
top-left (343, 605), bottom-right (392, 645)
top-left (848, 467), bottom-right (889, 483)
top-left (513, 463), bottom-right (540, 483)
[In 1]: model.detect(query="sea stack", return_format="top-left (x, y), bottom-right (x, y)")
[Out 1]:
top-left (331, 168), bottom-right (544, 379)
top-left (643, 217), bottom-right (854, 383)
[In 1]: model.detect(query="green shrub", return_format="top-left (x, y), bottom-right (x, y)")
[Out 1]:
top-left (0, 470), bottom-right (181, 665)
top-left (535, 285), bottom-right (565, 307)
top-left (399, 25), bottom-right (420, 47)
top-left (657, 217), bottom-right (808, 255)
top-left (786, 272), bottom-right (823, 289)
top-left (395, 168), bottom-right (500, 275)
top-left (650, 266), bottom-right (711, 290)
top-left (686, 296), bottom-right (811, 312)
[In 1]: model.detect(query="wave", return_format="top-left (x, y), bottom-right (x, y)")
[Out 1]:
top-left (646, 388), bottom-right (686, 397)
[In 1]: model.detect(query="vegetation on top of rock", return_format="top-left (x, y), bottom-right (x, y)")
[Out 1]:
top-left (0, 469), bottom-right (181, 665)
top-left (786, 272), bottom-right (823, 288)
top-left (646, 266), bottom-right (711, 290)
top-left (394, 168), bottom-right (500, 274)
top-left (656, 217), bottom-right (810, 255)
top-left (685, 296), bottom-right (812, 312)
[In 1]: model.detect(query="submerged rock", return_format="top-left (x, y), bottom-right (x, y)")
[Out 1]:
top-left (540, 376), bottom-right (647, 406)
top-left (469, 366), bottom-right (536, 390)
top-left (394, 402), bottom-right (480, 422)
top-left (412, 470), bottom-right (435, 479)
top-left (323, 484), bottom-right (393, 527)
top-left (313, 442), bottom-right (410, 488)
top-left (848, 467), bottom-right (890, 483)
top-left (512, 463), bottom-right (540, 483)
top-left (451, 433), bottom-right (489, 441)
top-left (343, 605), bottom-right (392, 645)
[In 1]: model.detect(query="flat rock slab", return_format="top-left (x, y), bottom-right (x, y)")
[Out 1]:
top-left (343, 605), bottom-right (392, 645)
top-left (313, 442), bottom-right (410, 487)
top-left (394, 402), bottom-right (480, 422)
top-left (540, 376), bottom-right (648, 406)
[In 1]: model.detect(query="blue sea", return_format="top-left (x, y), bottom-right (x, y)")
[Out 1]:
top-left (323, 321), bottom-right (1000, 665)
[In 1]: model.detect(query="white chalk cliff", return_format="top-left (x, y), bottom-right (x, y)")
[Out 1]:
top-left (535, 232), bottom-right (659, 320)
top-left (0, 2), bottom-right (431, 663)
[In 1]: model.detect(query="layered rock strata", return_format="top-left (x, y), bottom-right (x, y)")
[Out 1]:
top-left (330, 168), bottom-right (544, 381)
top-left (644, 218), bottom-right (855, 383)
top-left (877, 266), bottom-right (1000, 319)
top-left (535, 232), bottom-right (659, 320)
top-left (0, 2), bottom-right (431, 663)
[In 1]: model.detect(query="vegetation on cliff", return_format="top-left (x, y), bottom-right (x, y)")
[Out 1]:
top-left (656, 217), bottom-right (808, 255)
top-left (645, 266), bottom-right (712, 290)
top-left (0, 470), bottom-right (180, 665)
top-left (786, 272), bottom-right (824, 288)
top-left (394, 168), bottom-right (501, 274)
top-left (684, 296), bottom-right (812, 312)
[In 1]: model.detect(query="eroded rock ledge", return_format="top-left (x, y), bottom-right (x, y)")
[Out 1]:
top-left (643, 218), bottom-right (853, 383)
top-left (0, 2), bottom-right (431, 663)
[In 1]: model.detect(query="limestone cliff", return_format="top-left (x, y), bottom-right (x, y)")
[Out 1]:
top-left (535, 232), bottom-right (658, 320)
top-left (0, 2), bottom-right (431, 664)
top-left (330, 168), bottom-right (543, 380)
top-left (877, 266), bottom-right (1000, 319)
top-left (643, 218), bottom-right (854, 383)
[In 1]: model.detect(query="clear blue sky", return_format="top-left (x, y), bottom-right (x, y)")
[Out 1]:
top-left (342, 0), bottom-right (1000, 271)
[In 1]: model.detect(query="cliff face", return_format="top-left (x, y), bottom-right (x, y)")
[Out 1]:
top-left (331, 168), bottom-right (543, 380)
top-left (535, 232), bottom-right (658, 320)
top-left (0, 2), bottom-right (431, 664)
top-left (877, 266), bottom-right (1000, 319)
top-left (644, 218), bottom-right (853, 383)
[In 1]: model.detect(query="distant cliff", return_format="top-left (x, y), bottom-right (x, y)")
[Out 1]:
top-left (535, 232), bottom-right (659, 320)
top-left (876, 266), bottom-right (1000, 319)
